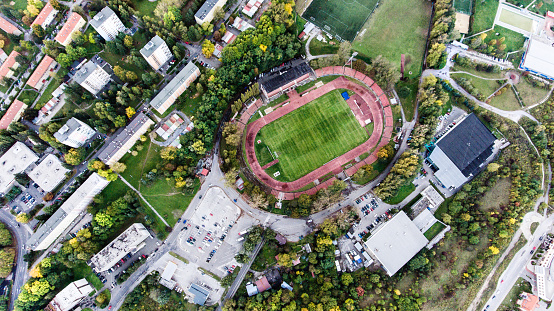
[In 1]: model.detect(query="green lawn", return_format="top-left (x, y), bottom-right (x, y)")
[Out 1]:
top-left (176, 89), bottom-right (203, 117)
top-left (309, 39), bottom-right (340, 56)
top-left (83, 28), bottom-right (103, 56)
top-left (529, 0), bottom-right (554, 15)
top-left (12, 0), bottom-right (28, 11)
top-left (17, 88), bottom-right (39, 105)
top-left (499, 9), bottom-right (534, 32)
top-left (353, 0), bottom-right (432, 77)
top-left (72, 262), bottom-right (104, 290)
top-left (451, 64), bottom-right (506, 79)
top-left (119, 140), bottom-right (160, 188)
top-left (383, 183), bottom-right (415, 204)
top-left (453, 0), bottom-right (473, 14)
top-left (489, 86), bottom-right (522, 110)
top-left (256, 89), bottom-right (369, 181)
top-left (0, 29), bottom-right (16, 54)
top-left (424, 222), bottom-right (446, 240)
top-left (34, 79), bottom-right (62, 109)
top-left (296, 75), bottom-right (338, 93)
top-left (450, 73), bottom-right (505, 97)
top-left (470, 0), bottom-right (499, 34)
top-left (303, 0), bottom-right (379, 41)
top-left (395, 78), bottom-right (418, 121)
top-left (133, 0), bottom-right (158, 18)
top-left (484, 26), bottom-right (526, 52)
top-left (516, 79), bottom-right (551, 106)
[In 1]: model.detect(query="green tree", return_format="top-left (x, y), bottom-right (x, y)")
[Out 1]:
top-left (341, 273), bottom-right (353, 286)
top-left (0, 248), bottom-right (14, 278)
top-left (64, 148), bottom-right (86, 165)
top-left (16, 213), bottom-right (29, 224)
top-left (371, 55), bottom-right (401, 90)
top-left (202, 40), bottom-right (215, 58)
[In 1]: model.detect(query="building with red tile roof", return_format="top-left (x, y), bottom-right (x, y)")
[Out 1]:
top-left (32, 2), bottom-right (59, 29)
top-left (0, 51), bottom-right (21, 79)
top-left (242, 0), bottom-right (262, 18)
top-left (255, 276), bottom-right (271, 293)
top-left (27, 56), bottom-right (57, 90)
top-left (55, 13), bottom-right (86, 46)
top-left (517, 292), bottom-right (540, 311)
top-left (0, 100), bottom-right (27, 130)
top-left (0, 16), bottom-right (22, 35)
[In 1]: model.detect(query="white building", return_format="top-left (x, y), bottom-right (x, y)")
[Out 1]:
top-left (520, 36), bottom-right (554, 80)
top-left (364, 211), bottom-right (428, 276)
top-left (54, 118), bottom-right (96, 148)
top-left (28, 154), bottom-right (70, 192)
top-left (149, 62), bottom-right (200, 114)
top-left (90, 7), bottom-right (125, 41)
top-left (0, 142), bottom-right (39, 194)
top-left (140, 35), bottom-right (173, 70)
top-left (73, 58), bottom-right (111, 96)
top-left (27, 173), bottom-right (110, 250)
top-left (90, 223), bottom-right (151, 272)
top-left (46, 279), bottom-right (94, 311)
top-left (195, 0), bottom-right (227, 24)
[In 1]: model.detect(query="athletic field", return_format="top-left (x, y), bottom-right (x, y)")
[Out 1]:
top-left (302, 0), bottom-right (378, 41)
top-left (256, 89), bottom-right (369, 182)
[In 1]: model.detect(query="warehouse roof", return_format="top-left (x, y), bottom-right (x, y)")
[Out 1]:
top-left (520, 36), bottom-right (554, 80)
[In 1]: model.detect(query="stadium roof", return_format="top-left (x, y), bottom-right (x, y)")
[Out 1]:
top-left (0, 100), bottom-right (27, 130)
top-left (0, 51), bottom-right (20, 78)
top-left (259, 60), bottom-right (312, 94)
top-left (55, 12), bottom-right (84, 44)
top-left (364, 211), bottom-right (428, 276)
top-left (32, 2), bottom-right (57, 27)
top-left (189, 284), bottom-right (209, 305)
top-left (520, 37), bottom-right (554, 80)
top-left (140, 35), bottom-right (166, 58)
top-left (27, 55), bottom-right (55, 88)
top-left (89, 6), bottom-right (117, 29)
top-left (0, 16), bottom-right (20, 34)
top-left (435, 113), bottom-right (496, 177)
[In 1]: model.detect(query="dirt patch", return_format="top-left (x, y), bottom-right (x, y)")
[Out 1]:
top-left (479, 178), bottom-right (511, 211)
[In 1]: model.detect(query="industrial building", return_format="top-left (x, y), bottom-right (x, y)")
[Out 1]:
top-left (519, 35), bottom-right (554, 80)
top-left (426, 113), bottom-right (497, 190)
top-left (0, 142), bottom-right (39, 194)
top-left (27, 173), bottom-right (110, 250)
top-left (54, 117), bottom-right (96, 148)
top-left (90, 7), bottom-right (126, 41)
top-left (90, 223), bottom-right (151, 272)
top-left (97, 112), bottom-right (154, 166)
top-left (45, 279), bottom-right (94, 311)
top-left (140, 35), bottom-right (173, 70)
top-left (32, 2), bottom-right (59, 29)
top-left (364, 211), bottom-right (428, 276)
top-left (149, 62), bottom-right (200, 114)
top-left (73, 57), bottom-right (112, 96)
top-left (28, 154), bottom-right (70, 192)
top-left (54, 12), bottom-right (86, 46)
top-left (27, 56), bottom-right (57, 90)
top-left (194, 0), bottom-right (227, 24)
top-left (0, 100), bottom-right (27, 130)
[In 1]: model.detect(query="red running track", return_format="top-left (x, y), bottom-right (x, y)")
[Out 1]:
top-left (245, 68), bottom-right (393, 197)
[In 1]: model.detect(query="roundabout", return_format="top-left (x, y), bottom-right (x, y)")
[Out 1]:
top-left (244, 67), bottom-right (395, 199)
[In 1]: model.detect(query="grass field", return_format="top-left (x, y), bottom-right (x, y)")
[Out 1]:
top-left (256, 89), bottom-right (369, 181)
top-left (133, 0), bottom-right (158, 17)
top-left (17, 88), bottom-right (39, 105)
top-left (34, 79), bottom-right (62, 109)
top-left (516, 79), bottom-right (551, 106)
top-left (454, 0), bottom-right (473, 15)
top-left (489, 86), bottom-right (522, 110)
top-left (303, 0), bottom-right (378, 41)
top-left (479, 178), bottom-right (511, 210)
top-left (383, 183), bottom-right (415, 204)
top-left (353, 0), bottom-right (432, 76)
top-left (450, 73), bottom-right (505, 97)
top-left (72, 262), bottom-right (104, 290)
top-left (529, 0), bottom-right (554, 15)
top-left (484, 26), bottom-right (526, 52)
top-left (309, 38), bottom-right (340, 56)
top-left (499, 9), bottom-right (534, 32)
top-left (470, 0), bottom-right (499, 34)
top-left (395, 78), bottom-right (419, 121)
top-left (424, 222), bottom-right (446, 240)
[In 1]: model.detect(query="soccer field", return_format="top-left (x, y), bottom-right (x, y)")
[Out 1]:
top-left (302, 0), bottom-right (378, 41)
top-left (256, 89), bottom-right (369, 182)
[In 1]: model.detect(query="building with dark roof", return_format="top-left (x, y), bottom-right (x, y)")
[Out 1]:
top-left (259, 60), bottom-right (314, 100)
top-left (427, 113), bottom-right (497, 189)
top-left (97, 112), bottom-right (154, 165)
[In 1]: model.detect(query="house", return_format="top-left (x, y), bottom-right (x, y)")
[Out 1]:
top-left (195, 0), bottom-right (227, 24)
top-left (54, 117), bottom-right (96, 148)
top-left (149, 62), bottom-right (200, 114)
top-left (275, 233), bottom-right (286, 245)
top-left (0, 16), bottom-right (22, 35)
top-left (426, 113), bottom-right (498, 190)
top-left (221, 31), bottom-right (237, 44)
top-left (54, 13), bottom-right (86, 46)
top-left (246, 283), bottom-right (258, 296)
top-left (231, 17), bottom-right (254, 32)
top-left (90, 223), bottom-right (151, 272)
top-left (73, 57), bottom-right (111, 95)
top-left (0, 142), bottom-right (39, 194)
top-left (27, 173), bottom-right (110, 250)
top-left (140, 35), bottom-right (173, 70)
top-left (213, 43), bottom-right (223, 58)
top-left (28, 154), bottom-right (70, 192)
top-left (517, 292), bottom-right (540, 311)
top-left (520, 36), bottom-right (554, 80)
top-left (235, 177), bottom-right (244, 190)
top-left (45, 279), bottom-right (94, 311)
top-left (26, 56), bottom-right (57, 90)
top-left (364, 211), bottom-right (428, 276)
top-left (242, 0), bottom-right (263, 18)
top-left (154, 113), bottom-right (185, 140)
top-left (32, 2), bottom-right (59, 29)
top-left (97, 112), bottom-right (154, 166)
top-left (0, 51), bottom-right (21, 79)
top-left (0, 100), bottom-right (27, 130)
top-left (159, 261), bottom-right (178, 289)
top-left (90, 7), bottom-right (125, 41)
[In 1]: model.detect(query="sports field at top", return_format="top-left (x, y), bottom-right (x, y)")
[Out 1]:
top-left (255, 89), bottom-right (369, 182)
top-left (302, 0), bottom-right (379, 41)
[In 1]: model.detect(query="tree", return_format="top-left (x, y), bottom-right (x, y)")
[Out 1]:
top-left (487, 163), bottom-right (500, 172)
top-left (213, 30), bottom-right (221, 41)
top-left (126, 106), bottom-right (136, 119)
top-left (224, 168), bottom-right (238, 188)
top-left (124, 35), bottom-right (133, 48)
top-left (213, 7), bottom-right (225, 21)
top-left (202, 40), bottom-right (215, 58)
top-left (426, 43), bottom-right (446, 68)
top-left (0, 249), bottom-right (15, 278)
top-left (377, 145), bottom-right (392, 160)
top-left (277, 253), bottom-right (292, 267)
top-left (160, 146), bottom-right (177, 160)
top-left (337, 41), bottom-right (352, 62)
top-left (16, 213), bottom-right (30, 223)
top-left (190, 140), bottom-right (206, 154)
top-left (64, 148), bottom-right (86, 165)
top-left (371, 55), bottom-right (401, 90)
top-left (341, 273), bottom-right (353, 286)
top-left (95, 212), bottom-right (114, 228)
top-left (0, 224), bottom-right (11, 246)
top-left (111, 162), bottom-right (127, 173)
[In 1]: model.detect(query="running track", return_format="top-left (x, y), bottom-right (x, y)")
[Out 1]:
top-left (244, 67), bottom-right (394, 199)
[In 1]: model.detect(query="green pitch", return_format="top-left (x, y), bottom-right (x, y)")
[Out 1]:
top-left (256, 89), bottom-right (369, 182)
top-left (302, 0), bottom-right (378, 41)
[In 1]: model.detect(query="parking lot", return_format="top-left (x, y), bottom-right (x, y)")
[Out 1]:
top-left (175, 187), bottom-right (242, 278)
top-left (350, 192), bottom-right (394, 240)
top-left (11, 182), bottom-right (45, 214)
